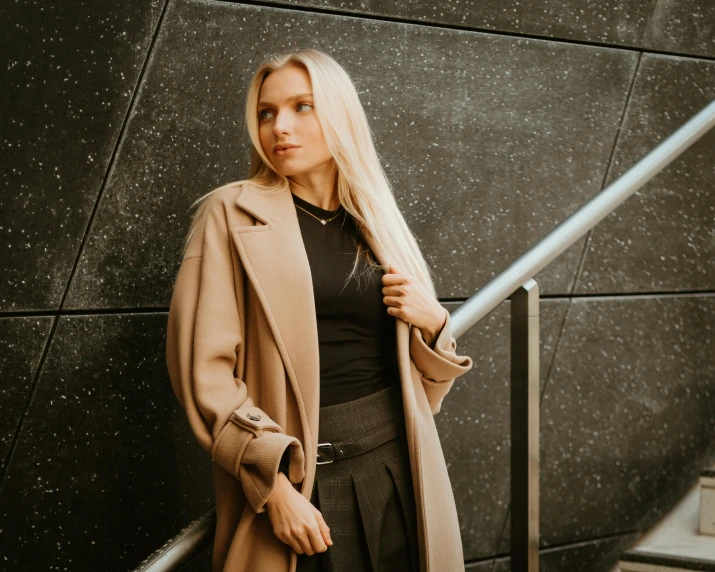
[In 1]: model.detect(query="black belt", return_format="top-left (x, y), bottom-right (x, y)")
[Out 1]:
top-left (316, 419), bottom-right (405, 465)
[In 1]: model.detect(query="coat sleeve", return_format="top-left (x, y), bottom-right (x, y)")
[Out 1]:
top-left (409, 306), bottom-right (473, 415)
top-left (166, 196), bottom-right (305, 514)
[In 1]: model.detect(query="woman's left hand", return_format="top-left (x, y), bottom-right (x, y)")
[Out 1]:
top-left (382, 263), bottom-right (447, 346)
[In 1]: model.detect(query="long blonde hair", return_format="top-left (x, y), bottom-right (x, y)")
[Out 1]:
top-left (184, 48), bottom-right (438, 298)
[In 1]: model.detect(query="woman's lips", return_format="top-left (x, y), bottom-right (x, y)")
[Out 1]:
top-left (275, 146), bottom-right (299, 156)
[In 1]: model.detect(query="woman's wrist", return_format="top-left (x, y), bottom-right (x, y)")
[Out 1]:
top-left (267, 472), bottom-right (292, 506)
top-left (421, 306), bottom-right (447, 347)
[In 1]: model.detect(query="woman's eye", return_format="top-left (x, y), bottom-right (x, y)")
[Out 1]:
top-left (259, 103), bottom-right (312, 121)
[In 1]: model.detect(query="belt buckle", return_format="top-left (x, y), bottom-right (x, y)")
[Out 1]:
top-left (316, 442), bottom-right (335, 465)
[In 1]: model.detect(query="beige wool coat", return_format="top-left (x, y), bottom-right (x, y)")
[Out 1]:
top-left (166, 179), bottom-right (474, 572)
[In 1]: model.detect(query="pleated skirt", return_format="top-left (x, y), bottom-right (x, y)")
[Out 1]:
top-left (296, 384), bottom-right (420, 572)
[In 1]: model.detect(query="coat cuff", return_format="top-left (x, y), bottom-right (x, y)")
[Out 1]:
top-left (240, 433), bottom-right (306, 513)
top-left (409, 307), bottom-right (473, 383)
top-left (211, 415), bottom-right (306, 514)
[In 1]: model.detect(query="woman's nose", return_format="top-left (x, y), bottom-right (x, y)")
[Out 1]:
top-left (273, 111), bottom-right (295, 135)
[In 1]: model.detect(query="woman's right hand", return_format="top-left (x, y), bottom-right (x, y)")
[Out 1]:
top-left (266, 472), bottom-right (334, 555)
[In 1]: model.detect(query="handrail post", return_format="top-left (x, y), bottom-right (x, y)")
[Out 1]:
top-left (510, 279), bottom-right (540, 571)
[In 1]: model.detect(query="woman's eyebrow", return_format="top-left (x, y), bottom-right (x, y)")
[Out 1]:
top-left (258, 93), bottom-right (313, 107)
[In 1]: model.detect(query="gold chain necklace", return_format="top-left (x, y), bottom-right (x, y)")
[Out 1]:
top-left (294, 202), bottom-right (345, 225)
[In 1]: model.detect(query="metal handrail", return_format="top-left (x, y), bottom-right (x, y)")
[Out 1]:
top-left (131, 508), bottom-right (216, 571)
top-left (133, 98), bottom-right (715, 571)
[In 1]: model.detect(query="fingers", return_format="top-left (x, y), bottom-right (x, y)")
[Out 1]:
top-left (291, 514), bottom-right (328, 556)
top-left (314, 506), bottom-right (333, 547)
top-left (274, 519), bottom-right (304, 555)
top-left (296, 524), bottom-right (317, 555)
top-left (290, 536), bottom-right (305, 555)
top-left (281, 521), bottom-right (314, 555)
top-left (382, 272), bottom-right (407, 286)
top-left (382, 294), bottom-right (405, 307)
top-left (382, 284), bottom-right (408, 297)
top-left (304, 520), bottom-right (328, 555)
top-left (271, 495), bottom-right (332, 556)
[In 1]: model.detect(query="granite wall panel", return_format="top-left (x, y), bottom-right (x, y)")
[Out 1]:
top-left (0, 0), bottom-right (166, 312)
top-left (645, 0), bottom-right (715, 57)
top-left (0, 317), bottom-right (54, 474)
top-left (268, 0), bottom-right (657, 51)
top-left (575, 54), bottom-right (715, 294)
top-left (0, 314), bottom-right (212, 571)
top-left (270, 0), bottom-right (715, 58)
top-left (536, 295), bottom-right (715, 546)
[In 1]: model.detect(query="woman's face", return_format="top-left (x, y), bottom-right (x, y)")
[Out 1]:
top-left (257, 65), bottom-right (334, 178)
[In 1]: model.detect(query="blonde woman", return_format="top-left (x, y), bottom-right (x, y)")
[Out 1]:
top-left (166, 48), bottom-right (473, 572)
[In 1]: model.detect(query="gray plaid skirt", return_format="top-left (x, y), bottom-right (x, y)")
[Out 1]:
top-left (296, 384), bottom-right (420, 572)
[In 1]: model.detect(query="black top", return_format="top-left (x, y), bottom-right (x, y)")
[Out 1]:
top-left (278, 191), bottom-right (402, 475)
top-left (291, 191), bottom-right (401, 407)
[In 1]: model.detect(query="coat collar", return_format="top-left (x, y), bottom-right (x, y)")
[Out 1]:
top-left (231, 180), bottom-right (411, 449)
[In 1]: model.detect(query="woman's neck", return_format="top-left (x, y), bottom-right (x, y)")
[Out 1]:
top-left (288, 175), bottom-right (339, 211)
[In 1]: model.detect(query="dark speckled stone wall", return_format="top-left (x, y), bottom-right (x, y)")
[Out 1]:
top-left (0, 314), bottom-right (212, 569)
top-left (0, 0), bottom-right (166, 312)
top-left (0, 318), bottom-right (53, 473)
top-left (576, 55), bottom-right (715, 294)
top-left (269, 0), bottom-right (715, 57)
top-left (1, 0), bottom-right (713, 570)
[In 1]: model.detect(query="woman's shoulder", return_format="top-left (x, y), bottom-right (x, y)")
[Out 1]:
top-left (181, 180), bottom-right (255, 258)
top-left (202, 178), bottom-right (281, 215)
top-left (194, 179), bottom-right (265, 224)
top-left (201, 179), bottom-right (250, 209)
top-left (185, 178), bottom-right (284, 253)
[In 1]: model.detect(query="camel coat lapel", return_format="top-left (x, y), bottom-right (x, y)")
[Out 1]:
top-left (232, 185), bottom-right (321, 474)
top-left (167, 180), bottom-right (473, 572)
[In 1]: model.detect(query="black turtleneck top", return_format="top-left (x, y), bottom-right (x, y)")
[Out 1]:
top-left (291, 191), bottom-right (401, 407)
